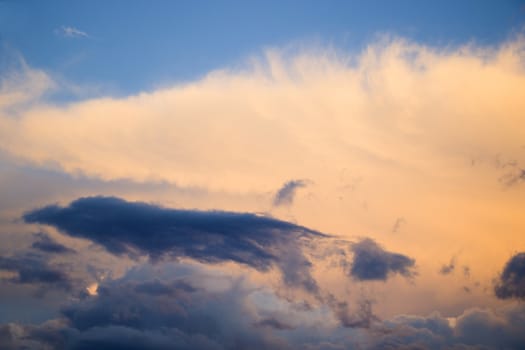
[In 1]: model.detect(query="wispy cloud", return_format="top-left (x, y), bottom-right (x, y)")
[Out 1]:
top-left (273, 179), bottom-right (309, 207)
top-left (55, 25), bottom-right (89, 38)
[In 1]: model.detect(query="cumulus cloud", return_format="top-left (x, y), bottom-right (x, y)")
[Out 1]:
top-left (494, 252), bottom-right (525, 299)
top-left (273, 179), bottom-right (309, 206)
top-left (349, 238), bottom-right (415, 281)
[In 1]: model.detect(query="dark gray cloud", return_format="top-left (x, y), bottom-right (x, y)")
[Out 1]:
top-left (31, 231), bottom-right (75, 254)
top-left (494, 252), bottom-right (525, 299)
top-left (0, 253), bottom-right (72, 291)
top-left (23, 196), bottom-right (325, 292)
top-left (273, 179), bottom-right (309, 206)
top-left (349, 238), bottom-right (415, 281)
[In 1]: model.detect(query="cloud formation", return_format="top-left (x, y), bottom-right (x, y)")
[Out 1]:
top-left (495, 252), bottom-right (525, 299)
top-left (349, 238), bottom-right (415, 281)
top-left (273, 179), bottom-right (309, 207)
top-left (23, 196), bottom-right (326, 292)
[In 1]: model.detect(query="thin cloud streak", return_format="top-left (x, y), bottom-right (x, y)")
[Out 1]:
top-left (55, 26), bottom-right (89, 38)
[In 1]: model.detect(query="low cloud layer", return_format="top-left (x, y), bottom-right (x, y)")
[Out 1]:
top-left (2, 263), bottom-right (524, 349)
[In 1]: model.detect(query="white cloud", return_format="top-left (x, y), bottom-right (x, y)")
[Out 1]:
top-left (55, 25), bottom-right (89, 38)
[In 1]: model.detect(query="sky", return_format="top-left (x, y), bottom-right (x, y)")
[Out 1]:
top-left (1, 1), bottom-right (525, 349)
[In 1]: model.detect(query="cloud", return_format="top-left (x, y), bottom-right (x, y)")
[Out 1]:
top-left (23, 196), bottom-right (326, 292)
top-left (0, 253), bottom-right (72, 291)
top-left (3, 268), bottom-right (525, 350)
top-left (391, 217), bottom-right (406, 234)
top-left (0, 52), bottom-right (55, 110)
top-left (494, 252), bottom-right (525, 299)
top-left (349, 238), bottom-right (416, 281)
top-left (367, 305), bottom-right (525, 350)
top-left (453, 306), bottom-right (525, 349)
top-left (31, 265), bottom-right (304, 349)
top-left (273, 179), bottom-right (309, 207)
top-left (55, 26), bottom-right (89, 38)
top-left (499, 166), bottom-right (525, 187)
top-left (439, 257), bottom-right (456, 275)
top-left (326, 294), bottom-right (379, 328)
top-left (31, 232), bottom-right (75, 254)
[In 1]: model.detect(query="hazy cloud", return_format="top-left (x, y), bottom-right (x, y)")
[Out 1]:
top-left (439, 257), bottom-right (456, 275)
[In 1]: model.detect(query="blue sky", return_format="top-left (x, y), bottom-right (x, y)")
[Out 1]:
top-left (1, 0), bottom-right (524, 96)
